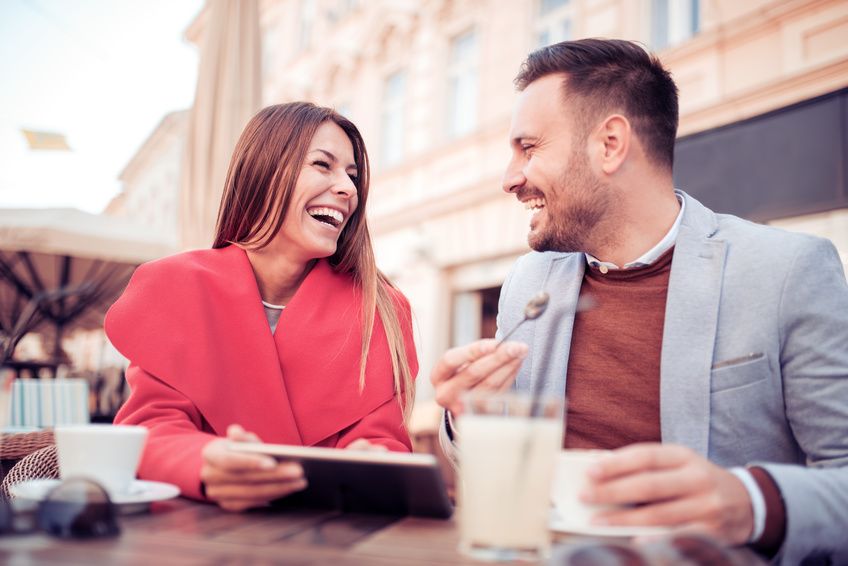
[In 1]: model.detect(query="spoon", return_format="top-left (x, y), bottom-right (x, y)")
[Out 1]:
top-left (495, 291), bottom-right (550, 347)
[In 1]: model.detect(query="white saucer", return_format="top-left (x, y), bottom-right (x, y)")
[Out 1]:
top-left (550, 511), bottom-right (672, 538)
top-left (10, 479), bottom-right (180, 505)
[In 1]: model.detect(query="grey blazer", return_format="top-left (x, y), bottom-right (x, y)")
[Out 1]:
top-left (442, 192), bottom-right (848, 564)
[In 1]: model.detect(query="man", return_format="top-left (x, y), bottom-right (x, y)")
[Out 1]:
top-left (431, 39), bottom-right (848, 564)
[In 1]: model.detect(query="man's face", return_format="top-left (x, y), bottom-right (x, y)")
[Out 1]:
top-left (502, 74), bottom-right (614, 253)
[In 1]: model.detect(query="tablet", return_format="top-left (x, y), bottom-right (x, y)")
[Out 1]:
top-left (229, 442), bottom-right (454, 519)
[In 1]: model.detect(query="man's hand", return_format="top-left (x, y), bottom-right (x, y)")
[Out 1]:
top-left (200, 424), bottom-right (307, 512)
top-left (430, 339), bottom-right (529, 414)
top-left (582, 443), bottom-right (754, 545)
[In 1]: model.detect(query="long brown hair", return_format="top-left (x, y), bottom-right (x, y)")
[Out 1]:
top-left (213, 102), bottom-right (414, 419)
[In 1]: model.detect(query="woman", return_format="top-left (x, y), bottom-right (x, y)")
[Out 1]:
top-left (105, 102), bottom-right (417, 511)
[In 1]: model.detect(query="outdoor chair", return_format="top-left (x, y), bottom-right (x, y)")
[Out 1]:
top-left (0, 430), bottom-right (56, 497)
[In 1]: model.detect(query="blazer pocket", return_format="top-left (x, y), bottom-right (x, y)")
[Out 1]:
top-left (710, 353), bottom-right (769, 393)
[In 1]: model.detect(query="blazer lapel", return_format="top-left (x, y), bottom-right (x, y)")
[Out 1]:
top-left (531, 254), bottom-right (585, 399)
top-left (660, 195), bottom-right (726, 456)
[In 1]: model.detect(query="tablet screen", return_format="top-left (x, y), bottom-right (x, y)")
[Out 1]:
top-left (230, 443), bottom-right (454, 519)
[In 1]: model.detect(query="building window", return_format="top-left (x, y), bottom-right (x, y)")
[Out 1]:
top-left (447, 29), bottom-right (478, 139)
top-left (536, 0), bottom-right (573, 47)
top-left (651, 0), bottom-right (699, 50)
top-left (336, 101), bottom-right (352, 119)
top-left (451, 287), bottom-right (500, 346)
top-left (328, 0), bottom-right (358, 24)
top-left (298, 0), bottom-right (316, 52)
top-left (261, 28), bottom-right (275, 76)
top-left (381, 70), bottom-right (406, 167)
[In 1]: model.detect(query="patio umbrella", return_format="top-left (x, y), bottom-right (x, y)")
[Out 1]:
top-left (179, 0), bottom-right (261, 250)
top-left (0, 208), bottom-right (175, 363)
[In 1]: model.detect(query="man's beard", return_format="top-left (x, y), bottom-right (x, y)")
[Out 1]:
top-left (528, 151), bottom-right (614, 254)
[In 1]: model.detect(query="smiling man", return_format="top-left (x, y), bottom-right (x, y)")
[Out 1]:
top-left (431, 39), bottom-right (848, 564)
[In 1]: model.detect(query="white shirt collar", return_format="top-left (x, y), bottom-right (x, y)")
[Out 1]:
top-left (585, 190), bottom-right (685, 270)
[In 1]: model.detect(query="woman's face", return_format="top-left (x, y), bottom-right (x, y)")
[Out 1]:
top-left (273, 121), bottom-right (359, 262)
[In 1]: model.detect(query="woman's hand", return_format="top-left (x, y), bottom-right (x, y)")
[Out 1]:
top-left (345, 438), bottom-right (389, 452)
top-left (200, 424), bottom-right (307, 512)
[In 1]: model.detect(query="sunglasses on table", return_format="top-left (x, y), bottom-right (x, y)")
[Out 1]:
top-left (0, 477), bottom-right (119, 539)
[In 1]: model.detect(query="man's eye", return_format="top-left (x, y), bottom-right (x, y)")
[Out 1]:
top-left (521, 144), bottom-right (534, 152)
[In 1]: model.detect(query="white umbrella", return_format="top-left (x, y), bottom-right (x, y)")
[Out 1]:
top-left (0, 208), bottom-right (175, 363)
top-left (179, 0), bottom-right (261, 250)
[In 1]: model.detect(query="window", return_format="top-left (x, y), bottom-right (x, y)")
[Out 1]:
top-left (651, 0), bottom-right (700, 50)
top-left (335, 101), bottom-right (352, 119)
top-left (447, 30), bottom-right (478, 139)
top-left (328, 0), bottom-right (358, 23)
top-left (298, 0), bottom-right (316, 52)
top-left (381, 70), bottom-right (406, 167)
top-left (451, 287), bottom-right (500, 346)
top-left (536, 0), bottom-right (573, 47)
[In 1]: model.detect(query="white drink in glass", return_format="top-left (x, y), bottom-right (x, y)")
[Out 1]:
top-left (457, 393), bottom-right (562, 561)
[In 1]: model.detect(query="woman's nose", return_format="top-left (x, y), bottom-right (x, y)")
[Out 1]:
top-left (333, 172), bottom-right (357, 198)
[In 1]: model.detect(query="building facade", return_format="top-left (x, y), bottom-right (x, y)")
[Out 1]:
top-left (106, 1), bottom-right (848, 406)
top-left (251, 0), bottom-right (848, 400)
top-left (104, 110), bottom-right (188, 246)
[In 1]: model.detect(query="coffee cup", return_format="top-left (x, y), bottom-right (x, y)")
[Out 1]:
top-left (54, 424), bottom-right (148, 496)
top-left (551, 449), bottom-right (618, 528)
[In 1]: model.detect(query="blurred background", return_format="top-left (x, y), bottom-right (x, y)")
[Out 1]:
top-left (1, 0), bottom-right (847, 434)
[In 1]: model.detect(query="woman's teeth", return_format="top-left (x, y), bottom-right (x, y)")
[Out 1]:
top-left (307, 207), bottom-right (344, 227)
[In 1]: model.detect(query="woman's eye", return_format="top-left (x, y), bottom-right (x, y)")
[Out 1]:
top-left (313, 160), bottom-right (330, 169)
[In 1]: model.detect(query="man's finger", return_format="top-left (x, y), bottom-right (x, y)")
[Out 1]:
top-left (454, 343), bottom-right (528, 388)
top-left (584, 466), bottom-right (703, 506)
top-left (589, 444), bottom-right (692, 481)
top-left (593, 493), bottom-right (706, 528)
top-left (478, 356), bottom-right (525, 392)
top-left (431, 340), bottom-right (498, 385)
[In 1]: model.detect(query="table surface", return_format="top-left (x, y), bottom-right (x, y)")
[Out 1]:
top-left (0, 498), bottom-right (484, 565)
top-left (0, 498), bottom-right (763, 565)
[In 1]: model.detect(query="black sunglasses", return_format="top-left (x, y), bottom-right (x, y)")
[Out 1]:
top-left (0, 477), bottom-right (120, 539)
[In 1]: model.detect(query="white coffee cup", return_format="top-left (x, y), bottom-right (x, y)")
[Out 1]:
top-left (54, 424), bottom-right (148, 496)
top-left (551, 449), bottom-right (618, 528)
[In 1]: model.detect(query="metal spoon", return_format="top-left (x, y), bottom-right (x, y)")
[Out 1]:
top-left (495, 291), bottom-right (550, 347)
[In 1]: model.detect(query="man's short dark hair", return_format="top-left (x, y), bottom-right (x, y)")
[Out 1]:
top-left (515, 38), bottom-right (679, 170)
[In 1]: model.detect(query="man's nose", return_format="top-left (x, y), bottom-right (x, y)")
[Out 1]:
top-left (502, 163), bottom-right (526, 194)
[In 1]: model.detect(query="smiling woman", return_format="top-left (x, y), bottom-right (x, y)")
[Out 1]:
top-left (103, 102), bottom-right (418, 512)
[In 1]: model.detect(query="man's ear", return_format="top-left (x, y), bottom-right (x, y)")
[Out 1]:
top-left (592, 114), bottom-right (630, 175)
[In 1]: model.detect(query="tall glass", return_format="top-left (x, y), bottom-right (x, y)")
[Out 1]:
top-left (457, 391), bottom-right (564, 562)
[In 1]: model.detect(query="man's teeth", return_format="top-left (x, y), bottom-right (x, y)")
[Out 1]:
top-left (307, 207), bottom-right (344, 226)
top-left (524, 198), bottom-right (545, 211)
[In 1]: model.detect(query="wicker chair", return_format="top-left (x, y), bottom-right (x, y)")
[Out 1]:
top-left (0, 430), bottom-right (58, 497)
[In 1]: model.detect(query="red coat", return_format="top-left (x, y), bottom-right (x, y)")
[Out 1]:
top-left (105, 245), bottom-right (417, 500)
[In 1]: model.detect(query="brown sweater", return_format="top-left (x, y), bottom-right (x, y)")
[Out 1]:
top-left (563, 248), bottom-right (672, 449)
top-left (562, 246), bottom-right (785, 554)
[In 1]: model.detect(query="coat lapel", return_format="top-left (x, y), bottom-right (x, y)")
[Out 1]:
top-left (660, 195), bottom-right (726, 456)
top-left (274, 261), bottom-right (397, 446)
top-left (105, 245), bottom-right (304, 445)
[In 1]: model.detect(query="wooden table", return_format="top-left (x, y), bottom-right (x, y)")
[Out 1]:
top-left (0, 498), bottom-right (764, 565)
top-left (0, 498), bottom-right (480, 565)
